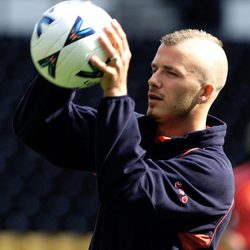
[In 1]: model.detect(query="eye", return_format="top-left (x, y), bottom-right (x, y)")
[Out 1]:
top-left (166, 70), bottom-right (178, 77)
top-left (151, 67), bottom-right (157, 74)
top-left (169, 71), bottom-right (178, 76)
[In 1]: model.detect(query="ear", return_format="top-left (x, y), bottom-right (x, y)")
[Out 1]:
top-left (198, 83), bottom-right (215, 104)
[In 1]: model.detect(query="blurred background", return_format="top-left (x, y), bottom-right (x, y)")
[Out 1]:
top-left (0, 0), bottom-right (250, 249)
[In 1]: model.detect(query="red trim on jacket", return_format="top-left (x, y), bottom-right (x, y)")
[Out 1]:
top-left (178, 200), bottom-right (234, 249)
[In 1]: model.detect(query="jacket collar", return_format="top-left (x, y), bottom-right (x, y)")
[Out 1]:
top-left (138, 115), bottom-right (227, 158)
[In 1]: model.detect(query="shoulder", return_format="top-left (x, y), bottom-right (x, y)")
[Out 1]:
top-left (178, 147), bottom-right (234, 198)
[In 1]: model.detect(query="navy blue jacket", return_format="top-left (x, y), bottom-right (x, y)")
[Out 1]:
top-left (13, 76), bottom-right (235, 250)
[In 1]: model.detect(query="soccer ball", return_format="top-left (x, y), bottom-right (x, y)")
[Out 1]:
top-left (30, 0), bottom-right (112, 89)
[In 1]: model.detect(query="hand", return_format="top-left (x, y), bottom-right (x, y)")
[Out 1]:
top-left (90, 19), bottom-right (132, 97)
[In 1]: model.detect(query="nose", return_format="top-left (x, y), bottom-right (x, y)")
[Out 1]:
top-left (148, 73), bottom-right (162, 88)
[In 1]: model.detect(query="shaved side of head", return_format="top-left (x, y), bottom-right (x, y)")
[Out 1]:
top-left (161, 29), bottom-right (228, 93)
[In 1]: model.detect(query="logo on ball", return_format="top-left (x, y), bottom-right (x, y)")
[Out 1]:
top-left (64, 16), bottom-right (96, 46)
top-left (37, 16), bottom-right (55, 38)
top-left (37, 16), bottom-right (98, 79)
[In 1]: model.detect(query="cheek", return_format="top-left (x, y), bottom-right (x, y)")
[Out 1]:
top-left (174, 87), bottom-right (199, 112)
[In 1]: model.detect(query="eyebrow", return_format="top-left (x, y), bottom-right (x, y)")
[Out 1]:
top-left (151, 62), bottom-right (185, 77)
top-left (164, 65), bottom-right (180, 73)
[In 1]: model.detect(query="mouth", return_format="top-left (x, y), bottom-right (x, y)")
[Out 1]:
top-left (148, 92), bottom-right (164, 101)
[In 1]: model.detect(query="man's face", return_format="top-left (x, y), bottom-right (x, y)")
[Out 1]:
top-left (147, 43), bottom-right (202, 123)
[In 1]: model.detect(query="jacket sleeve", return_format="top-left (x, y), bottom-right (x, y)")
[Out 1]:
top-left (12, 75), bottom-right (97, 171)
top-left (95, 95), bottom-right (234, 231)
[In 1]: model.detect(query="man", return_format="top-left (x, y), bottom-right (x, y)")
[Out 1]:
top-left (13, 19), bottom-right (234, 249)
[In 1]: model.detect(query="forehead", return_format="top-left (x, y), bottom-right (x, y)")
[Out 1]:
top-left (156, 38), bottom-right (224, 66)
top-left (154, 41), bottom-right (201, 62)
top-left (153, 42), bottom-right (209, 82)
top-left (152, 43), bottom-right (196, 72)
top-left (154, 43), bottom-right (185, 60)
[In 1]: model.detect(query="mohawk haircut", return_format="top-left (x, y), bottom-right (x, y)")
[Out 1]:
top-left (160, 29), bottom-right (223, 47)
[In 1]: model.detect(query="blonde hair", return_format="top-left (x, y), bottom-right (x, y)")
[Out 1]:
top-left (160, 29), bottom-right (223, 48)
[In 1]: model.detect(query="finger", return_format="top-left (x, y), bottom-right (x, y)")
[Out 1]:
top-left (111, 19), bottom-right (126, 41)
top-left (111, 19), bottom-right (130, 52)
top-left (103, 25), bottom-right (121, 51)
top-left (98, 33), bottom-right (117, 59)
top-left (101, 20), bottom-right (129, 57)
top-left (90, 55), bottom-right (114, 74)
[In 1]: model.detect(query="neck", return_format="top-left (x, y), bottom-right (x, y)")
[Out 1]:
top-left (156, 113), bottom-right (207, 137)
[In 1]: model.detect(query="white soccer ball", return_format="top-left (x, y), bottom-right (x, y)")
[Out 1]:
top-left (30, 0), bottom-right (112, 89)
